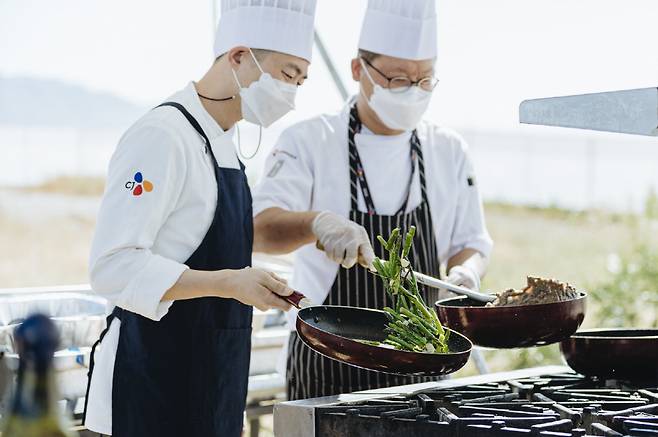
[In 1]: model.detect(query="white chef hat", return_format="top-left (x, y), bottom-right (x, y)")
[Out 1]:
top-left (213, 0), bottom-right (317, 62)
top-left (358, 0), bottom-right (438, 61)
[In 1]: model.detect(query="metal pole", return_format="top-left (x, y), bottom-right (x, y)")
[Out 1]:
top-left (471, 348), bottom-right (490, 374)
top-left (313, 30), bottom-right (350, 102)
top-left (211, 0), bottom-right (218, 33)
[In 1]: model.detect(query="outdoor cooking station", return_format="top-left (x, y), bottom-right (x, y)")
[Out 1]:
top-left (1, 35), bottom-right (656, 433)
top-left (274, 366), bottom-right (658, 437)
top-left (272, 86), bottom-right (658, 437)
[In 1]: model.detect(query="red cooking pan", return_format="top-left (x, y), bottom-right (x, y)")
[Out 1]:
top-left (323, 248), bottom-right (586, 350)
top-left (560, 328), bottom-right (658, 381)
top-left (285, 292), bottom-right (472, 376)
top-left (435, 293), bottom-right (587, 349)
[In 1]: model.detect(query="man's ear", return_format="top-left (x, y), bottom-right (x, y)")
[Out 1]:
top-left (227, 46), bottom-right (250, 69)
top-left (351, 58), bottom-right (362, 82)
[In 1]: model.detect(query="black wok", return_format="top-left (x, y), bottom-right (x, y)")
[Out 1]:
top-left (560, 328), bottom-right (658, 381)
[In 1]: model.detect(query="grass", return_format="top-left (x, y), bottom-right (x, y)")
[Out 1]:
top-left (15, 176), bottom-right (105, 197)
top-left (0, 214), bottom-right (96, 288)
top-left (481, 202), bottom-right (639, 293)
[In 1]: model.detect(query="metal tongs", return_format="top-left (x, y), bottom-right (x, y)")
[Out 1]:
top-left (412, 271), bottom-right (495, 303)
top-left (284, 271), bottom-right (494, 310)
top-left (315, 241), bottom-right (495, 303)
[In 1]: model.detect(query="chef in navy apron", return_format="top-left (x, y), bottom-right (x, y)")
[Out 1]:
top-left (252, 0), bottom-right (494, 400)
top-left (83, 1), bottom-right (318, 435)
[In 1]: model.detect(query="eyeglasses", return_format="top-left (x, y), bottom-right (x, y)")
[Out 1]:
top-left (361, 57), bottom-right (439, 93)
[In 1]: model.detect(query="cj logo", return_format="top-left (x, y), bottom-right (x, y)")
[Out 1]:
top-left (125, 172), bottom-right (153, 196)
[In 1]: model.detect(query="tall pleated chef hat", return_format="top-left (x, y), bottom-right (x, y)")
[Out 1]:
top-left (214, 0), bottom-right (317, 62)
top-left (358, 0), bottom-right (438, 60)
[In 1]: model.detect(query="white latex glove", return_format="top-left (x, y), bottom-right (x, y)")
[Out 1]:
top-left (445, 265), bottom-right (481, 292)
top-left (312, 211), bottom-right (375, 269)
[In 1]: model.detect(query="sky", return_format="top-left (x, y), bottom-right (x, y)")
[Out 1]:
top-left (2, 0), bottom-right (658, 131)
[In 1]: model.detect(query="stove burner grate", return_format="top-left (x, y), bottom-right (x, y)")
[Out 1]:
top-left (315, 373), bottom-right (658, 437)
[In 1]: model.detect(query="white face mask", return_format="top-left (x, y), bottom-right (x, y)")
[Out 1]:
top-left (360, 59), bottom-right (433, 131)
top-left (232, 50), bottom-right (298, 128)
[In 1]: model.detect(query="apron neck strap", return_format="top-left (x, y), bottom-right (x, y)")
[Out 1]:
top-left (347, 104), bottom-right (427, 215)
top-left (412, 130), bottom-right (428, 206)
top-left (155, 102), bottom-right (234, 174)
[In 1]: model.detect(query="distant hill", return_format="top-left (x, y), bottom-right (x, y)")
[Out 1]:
top-left (0, 76), bottom-right (147, 129)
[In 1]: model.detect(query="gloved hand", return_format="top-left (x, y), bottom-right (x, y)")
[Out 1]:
top-left (445, 265), bottom-right (481, 292)
top-left (312, 211), bottom-right (375, 269)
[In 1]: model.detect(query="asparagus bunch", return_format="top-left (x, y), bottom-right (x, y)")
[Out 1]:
top-left (372, 227), bottom-right (450, 354)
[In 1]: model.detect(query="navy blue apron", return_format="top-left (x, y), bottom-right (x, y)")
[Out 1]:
top-left (84, 102), bottom-right (253, 436)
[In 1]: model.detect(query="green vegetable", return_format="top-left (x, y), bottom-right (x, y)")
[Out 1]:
top-left (402, 226), bottom-right (415, 258)
top-left (373, 226), bottom-right (450, 354)
top-left (385, 335), bottom-right (416, 351)
top-left (355, 339), bottom-right (383, 347)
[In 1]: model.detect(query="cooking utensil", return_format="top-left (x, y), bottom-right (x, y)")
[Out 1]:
top-left (559, 328), bottom-right (658, 381)
top-left (294, 304), bottom-right (472, 376)
top-left (314, 242), bottom-right (494, 302)
top-left (413, 272), bottom-right (495, 303)
top-left (435, 293), bottom-right (587, 349)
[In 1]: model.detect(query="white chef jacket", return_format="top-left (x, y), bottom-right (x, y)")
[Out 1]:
top-left (253, 102), bottom-right (493, 331)
top-left (85, 82), bottom-right (240, 435)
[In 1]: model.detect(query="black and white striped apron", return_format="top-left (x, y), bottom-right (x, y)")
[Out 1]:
top-left (286, 104), bottom-right (441, 400)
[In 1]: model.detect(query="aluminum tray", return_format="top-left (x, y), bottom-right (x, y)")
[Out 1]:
top-left (0, 293), bottom-right (108, 369)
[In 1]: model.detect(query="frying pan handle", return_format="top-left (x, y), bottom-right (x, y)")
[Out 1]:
top-left (284, 291), bottom-right (307, 309)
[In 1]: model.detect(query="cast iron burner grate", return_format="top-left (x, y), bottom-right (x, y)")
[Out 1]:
top-left (315, 373), bottom-right (658, 437)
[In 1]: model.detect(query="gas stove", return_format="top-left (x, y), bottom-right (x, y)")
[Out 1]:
top-left (273, 366), bottom-right (658, 437)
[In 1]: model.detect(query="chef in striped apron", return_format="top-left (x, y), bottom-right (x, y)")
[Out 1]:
top-left (253, 0), bottom-right (493, 400)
